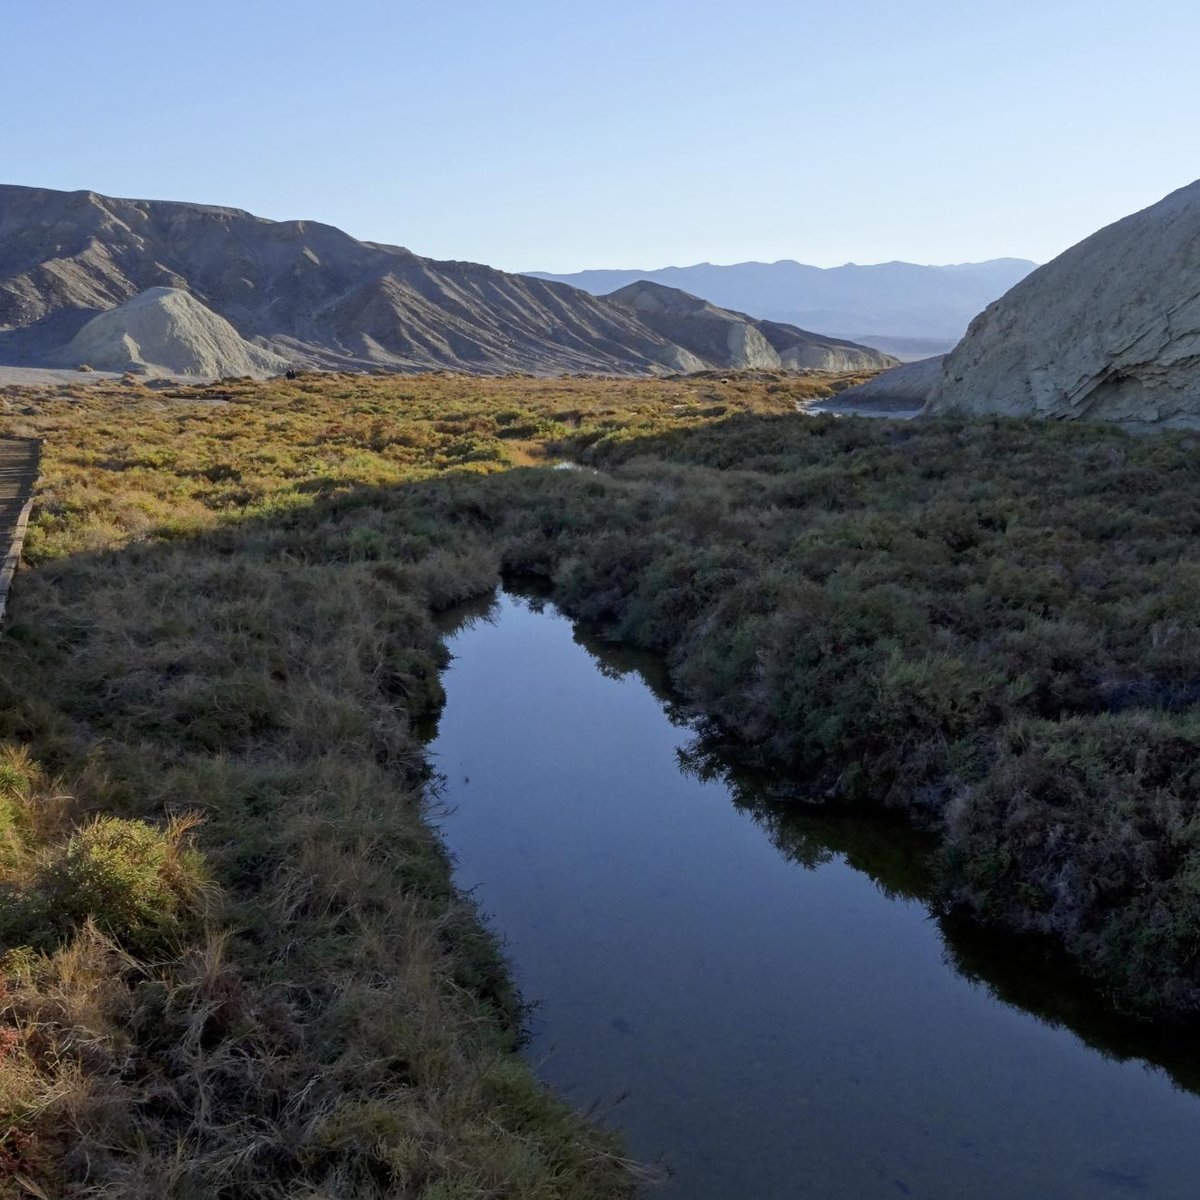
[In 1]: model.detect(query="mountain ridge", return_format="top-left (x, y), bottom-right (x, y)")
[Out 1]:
top-left (0, 184), bottom-right (891, 377)
top-left (528, 257), bottom-right (1037, 351)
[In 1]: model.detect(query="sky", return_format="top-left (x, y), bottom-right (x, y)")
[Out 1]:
top-left (3, 0), bottom-right (1198, 272)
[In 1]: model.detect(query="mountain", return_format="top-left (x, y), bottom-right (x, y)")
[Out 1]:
top-left (926, 180), bottom-right (1200, 426)
top-left (604, 281), bottom-right (895, 372)
top-left (59, 287), bottom-right (290, 377)
top-left (0, 185), bottom-right (729, 376)
top-left (528, 258), bottom-right (1037, 351)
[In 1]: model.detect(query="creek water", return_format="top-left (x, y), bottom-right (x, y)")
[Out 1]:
top-left (426, 590), bottom-right (1200, 1199)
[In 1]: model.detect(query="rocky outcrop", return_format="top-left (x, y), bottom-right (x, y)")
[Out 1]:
top-left (59, 287), bottom-right (289, 377)
top-left (604, 281), bottom-right (896, 373)
top-left (926, 180), bottom-right (1200, 425)
top-left (0, 186), bottom-right (720, 376)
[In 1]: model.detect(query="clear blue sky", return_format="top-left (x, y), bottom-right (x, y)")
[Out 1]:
top-left (5, 0), bottom-right (1197, 272)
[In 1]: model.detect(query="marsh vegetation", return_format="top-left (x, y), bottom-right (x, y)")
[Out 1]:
top-left (2, 369), bottom-right (1200, 1193)
top-left (429, 590), bottom-right (1200, 1200)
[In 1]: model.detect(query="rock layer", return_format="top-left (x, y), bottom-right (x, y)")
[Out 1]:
top-left (926, 180), bottom-right (1200, 425)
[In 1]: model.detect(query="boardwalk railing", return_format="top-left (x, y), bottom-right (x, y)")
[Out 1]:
top-left (0, 438), bottom-right (43, 625)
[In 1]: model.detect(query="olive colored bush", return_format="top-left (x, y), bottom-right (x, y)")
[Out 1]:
top-left (0, 812), bottom-right (209, 955)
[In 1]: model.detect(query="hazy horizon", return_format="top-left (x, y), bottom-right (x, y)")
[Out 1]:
top-left (6, 1), bottom-right (1199, 272)
top-left (522, 254), bottom-right (1041, 273)
top-left (1, 178), bottom-right (1043, 275)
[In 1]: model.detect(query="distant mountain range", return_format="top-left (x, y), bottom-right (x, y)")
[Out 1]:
top-left (0, 186), bottom-right (894, 377)
top-left (528, 258), bottom-right (1037, 357)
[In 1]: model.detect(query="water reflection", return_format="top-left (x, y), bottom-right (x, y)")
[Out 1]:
top-left (429, 588), bottom-right (1200, 1199)
top-left (559, 592), bottom-right (1200, 1095)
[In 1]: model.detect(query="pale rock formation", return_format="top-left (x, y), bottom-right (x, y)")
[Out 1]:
top-left (59, 287), bottom-right (289, 378)
top-left (926, 180), bottom-right (1200, 425)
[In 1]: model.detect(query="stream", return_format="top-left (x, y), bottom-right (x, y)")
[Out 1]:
top-left (426, 590), bottom-right (1200, 1199)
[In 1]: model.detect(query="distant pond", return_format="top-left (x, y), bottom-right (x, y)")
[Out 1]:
top-left (425, 589), bottom-right (1200, 1199)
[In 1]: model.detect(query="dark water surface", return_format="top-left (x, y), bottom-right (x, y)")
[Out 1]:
top-left (427, 591), bottom-right (1200, 1199)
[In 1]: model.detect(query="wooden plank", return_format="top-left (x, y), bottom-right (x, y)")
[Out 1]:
top-left (0, 438), bottom-right (43, 626)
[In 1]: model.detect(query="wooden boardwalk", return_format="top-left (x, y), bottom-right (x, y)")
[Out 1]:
top-left (0, 438), bottom-right (42, 625)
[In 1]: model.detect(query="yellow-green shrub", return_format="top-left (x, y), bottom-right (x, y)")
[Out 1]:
top-left (0, 813), bottom-right (210, 955)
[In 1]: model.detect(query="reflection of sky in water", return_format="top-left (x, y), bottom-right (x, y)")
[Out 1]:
top-left (430, 592), bottom-right (1200, 1200)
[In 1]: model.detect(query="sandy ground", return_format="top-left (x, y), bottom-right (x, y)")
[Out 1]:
top-left (0, 365), bottom-right (245, 389)
top-left (0, 366), bottom-right (122, 386)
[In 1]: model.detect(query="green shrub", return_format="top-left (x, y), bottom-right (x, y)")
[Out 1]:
top-left (941, 713), bottom-right (1200, 1011)
top-left (0, 746), bottom-right (62, 874)
top-left (0, 813), bottom-right (210, 955)
top-left (0, 756), bottom-right (35, 872)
